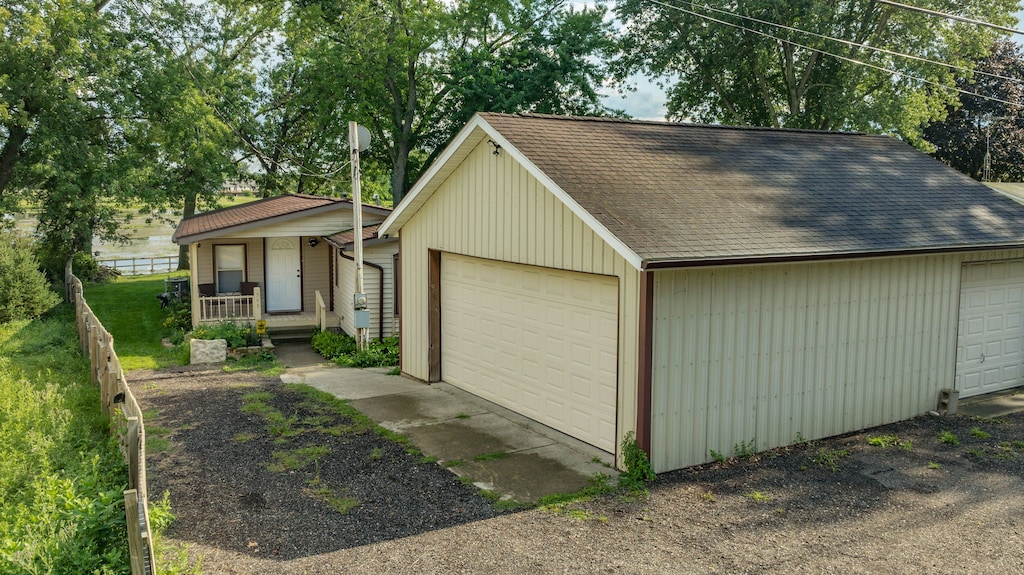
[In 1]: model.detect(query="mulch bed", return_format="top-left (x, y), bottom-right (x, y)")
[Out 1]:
top-left (133, 365), bottom-right (500, 560)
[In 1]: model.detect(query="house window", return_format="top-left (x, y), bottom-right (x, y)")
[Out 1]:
top-left (215, 245), bottom-right (245, 294)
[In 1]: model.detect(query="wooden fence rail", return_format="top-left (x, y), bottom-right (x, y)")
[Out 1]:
top-left (66, 263), bottom-right (157, 575)
top-left (97, 256), bottom-right (179, 276)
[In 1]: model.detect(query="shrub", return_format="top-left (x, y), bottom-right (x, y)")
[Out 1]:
top-left (619, 431), bottom-right (655, 491)
top-left (190, 322), bottom-right (259, 348)
top-left (0, 231), bottom-right (60, 323)
top-left (161, 298), bottom-right (192, 344)
top-left (312, 330), bottom-right (357, 359)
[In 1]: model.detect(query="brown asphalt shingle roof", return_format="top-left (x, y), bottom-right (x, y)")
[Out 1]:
top-left (479, 113), bottom-right (1024, 264)
top-left (324, 225), bottom-right (380, 247)
top-left (173, 194), bottom-right (349, 243)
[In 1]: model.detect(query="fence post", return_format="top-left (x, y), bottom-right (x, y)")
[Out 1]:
top-left (126, 417), bottom-right (140, 491)
top-left (124, 490), bottom-right (146, 575)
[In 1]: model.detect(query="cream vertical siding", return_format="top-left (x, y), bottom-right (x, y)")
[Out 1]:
top-left (651, 248), bottom-right (1024, 472)
top-left (333, 244), bottom-right (398, 339)
top-left (301, 239), bottom-right (331, 313)
top-left (399, 138), bottom-right (641, 457)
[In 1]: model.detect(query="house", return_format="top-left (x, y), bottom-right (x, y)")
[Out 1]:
top-left (380, 112), bottom-right (1024, 472)
top-left (171, 193), bottom-right (398, 338)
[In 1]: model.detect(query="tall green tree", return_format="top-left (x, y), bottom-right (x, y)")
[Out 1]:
top-left (614, 0), bottom-right (1017, 143)
top-left (288, 0), bottom-right (617, 204)
top-left (0, 0), bottom-right (130, 269)
top-left (924, 39), bottom-right (1024, 181)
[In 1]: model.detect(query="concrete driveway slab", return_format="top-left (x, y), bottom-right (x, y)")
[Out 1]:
top-left (282, 366), bottom-right (425, 400)
top-left (348, 387), bottom-right (488, 429)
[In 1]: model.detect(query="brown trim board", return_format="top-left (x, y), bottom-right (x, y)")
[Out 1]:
top-left (636, 270), bottom-right (654, 456)
top-left (427, 249), bottom-right (441, 382)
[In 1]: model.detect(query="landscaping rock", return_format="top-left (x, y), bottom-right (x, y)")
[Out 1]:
top-left (190, 338), bottom-right (227, 364)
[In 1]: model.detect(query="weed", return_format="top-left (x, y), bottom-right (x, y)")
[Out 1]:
top-left (928, 461), bottom-right (941, 469)
top-left (813, 448), bottom-right (850, 472)
top-left (966, 448), bottom-right (987, 458)
top-left (734, 438), bottom-right (757, 458)
top-left (370, 447), bottom-right (384, 460)
top-left (444, 459), bottom-right (465, 467)
top-left (386, 366), bottom-right (401, 376)
top-left (701, 491), bottom-right (716, 502)
top-left (324, 494), bottom-right (360, 515)
top-left (709, 449), bottom-right (727, 463)
top-left (268, 445), bottom-right (331, 472)
top-left (1013, 440), bottom-right (1024, 450)
top-left (419, 455), bottom-right (439, 464)
top-left (619, 431), bottom-right (656, 492)
top-left (969, 427), bottom-right (990, 439)
top-left (937, 430), bottom-right (959, 445)
top-left (867, 434), bottom-right (912, 449)
top-left (473, 451), bottom-right (511, 462)
top-left (455, 412), bottom-right (471, 419)
top-left (746, 491), bottom-right (771, 503)
top-left (970, 415), bottom-right (1009, 425)
top-left (234, 432), bottom-right (257, 443)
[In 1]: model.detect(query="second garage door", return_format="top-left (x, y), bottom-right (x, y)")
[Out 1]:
top-left (956, 260), bottom-right (1024, 398)
top-left (441, 253), bottom-right (619, 452)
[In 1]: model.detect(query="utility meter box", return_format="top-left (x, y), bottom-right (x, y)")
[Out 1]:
top-left (354, 310), bottom-right (371, 329)
top-left (353, 292), bottom-right (367, 310)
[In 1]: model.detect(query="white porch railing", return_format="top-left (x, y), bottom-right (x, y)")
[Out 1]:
top-left (315, 290), bottom-right (327, 331)
top-left (197, 287), bottom-right (263, 325)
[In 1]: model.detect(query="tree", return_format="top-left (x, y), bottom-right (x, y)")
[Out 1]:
top-left (288, 0), bottom-right (617, 204)
top-left (924, 39), bottom-right (1024, 181)
top-left (614, 0), bottom-right (1017, 143)
top-left (0, 231), bottom-right (60, 323)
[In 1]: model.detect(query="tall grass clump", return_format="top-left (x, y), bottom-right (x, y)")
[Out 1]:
top-left (0, 307), bottom-right (130, 574)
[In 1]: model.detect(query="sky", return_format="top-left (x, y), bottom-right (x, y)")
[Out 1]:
top-left (604, 7), bottom-right (1024, 120)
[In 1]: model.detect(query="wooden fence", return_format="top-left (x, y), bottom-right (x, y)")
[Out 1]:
top-left (66, 264), bottom-right (157, 575)
top-left (98, 256), bottom-right (179, 276)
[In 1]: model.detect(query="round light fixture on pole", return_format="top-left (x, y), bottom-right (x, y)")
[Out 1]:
top-left (349, 124), bottom-right (371, 152)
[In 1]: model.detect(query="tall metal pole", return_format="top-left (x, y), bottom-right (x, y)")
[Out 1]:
top-left (350, 121), bottom-right (367, 349)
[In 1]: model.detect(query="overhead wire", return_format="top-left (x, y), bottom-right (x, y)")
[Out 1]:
top-left (875, 0), bottom-right (1024, 37)
top-left (669, 0), bottom-right (1024, 86)
top-left (643, 0), bottom-right (1023, 108)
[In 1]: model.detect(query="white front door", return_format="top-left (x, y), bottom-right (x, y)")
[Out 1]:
top-left (266, 237), bottom-right (302, 312)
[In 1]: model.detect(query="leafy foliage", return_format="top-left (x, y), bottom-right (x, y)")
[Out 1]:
top-left (0, 231), bottom-right (60, 323)
top-left (0, 310), bottom-right (130, 574)
top-left (619, 431), bottom-right (655, 491)
top-left (924, 39), bottom-right (1024, 181)
top-left (614, 0), bottom-right (1016, 144)
top-left (311, 331), bottom-right (399, 367)
top-left (191, 322), bottom-right (260, 348)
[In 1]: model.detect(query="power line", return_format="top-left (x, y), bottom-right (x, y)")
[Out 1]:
top-left (673, 0), bottom-right (1024, 86)
top-left (875, 0), bottom-right (1024, 37)
top-left (644, 0), bottom-right (1023, 109)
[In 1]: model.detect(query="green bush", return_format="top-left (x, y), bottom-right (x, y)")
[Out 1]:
top-left (190, 322), bottom-right (259, 348)
top-left (0, 231), bottom-right (61, 323)
top-left (312, 331), bottom-right (399, 367)
top-left (312, 330), bottom-right (357, 359)
top-left (619, 431), bottom-right (655, 491)
top-left (161, 298), bottom-right (192, 344)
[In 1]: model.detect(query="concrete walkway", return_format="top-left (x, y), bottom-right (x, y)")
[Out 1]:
top-left (959, 389), bottom-right (1024, 418)
top-left (274, 343), bottom-right (615, 504)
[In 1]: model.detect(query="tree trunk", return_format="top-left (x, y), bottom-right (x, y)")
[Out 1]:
top-left (0, 123), bottom-right (29, 200)
top-left (177, 191), bottom-right (197, 270)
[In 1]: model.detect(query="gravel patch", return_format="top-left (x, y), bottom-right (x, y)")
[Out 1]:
top-left (135, 365), bottom-right (1024, 574)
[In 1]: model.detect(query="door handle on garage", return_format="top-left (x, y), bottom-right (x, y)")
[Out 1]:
top-left (980, 353), bottom-right (985, 364)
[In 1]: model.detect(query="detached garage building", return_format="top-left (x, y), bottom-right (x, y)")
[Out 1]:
top-left (379, 113), bottom-right (1024, 473)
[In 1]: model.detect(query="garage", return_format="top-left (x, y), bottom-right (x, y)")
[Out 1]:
top-left (440, 253), bottom-right (619, 452)
top-left (956, 260), bottom-right (1024, 398)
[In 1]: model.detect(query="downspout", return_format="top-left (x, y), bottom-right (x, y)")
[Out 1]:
top-left (339, 249), bottom-right (385, 341)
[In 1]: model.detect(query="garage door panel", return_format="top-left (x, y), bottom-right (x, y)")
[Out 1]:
top-left (441, 253), bottom-right (618, 452)
top-left (956, 261), bottom-right (1024, 397)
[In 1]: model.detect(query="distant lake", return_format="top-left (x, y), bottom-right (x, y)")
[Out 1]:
top-left (10, 209), bottom-right (180, 261)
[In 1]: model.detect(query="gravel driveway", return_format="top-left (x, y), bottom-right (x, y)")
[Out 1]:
top-left (135, 365), bottom-right (1024, 574)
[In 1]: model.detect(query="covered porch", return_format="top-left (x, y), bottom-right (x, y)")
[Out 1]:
top-left (194, 287), bottom-right (339, 332)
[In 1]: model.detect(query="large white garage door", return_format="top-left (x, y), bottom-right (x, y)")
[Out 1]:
top-left (441, 253), bottom-right (618, 452)
top-left (956, 260), bottom-right (1024, 398)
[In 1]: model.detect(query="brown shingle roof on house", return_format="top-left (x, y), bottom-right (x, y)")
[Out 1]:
top-left (324, 225), bottom-right (380, 247)
top-left (172, 194), bottom-right (390, 243)
top-left (479, 113), bottom-right (1024, 264)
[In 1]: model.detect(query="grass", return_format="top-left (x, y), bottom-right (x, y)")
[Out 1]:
top-left (0, 307), bottom-right (132, 574)
top-left (83, 274), bottom-right (185, 370)
top-left (813, 448), bottom-right (850, 472)
top-left (867, 434), bottom-right (913, 449)
top-left (745, 491), bottom-right (772, 503)
top-left (937, 430), bottom-right (960, 445)
top-left (268, 445), bottom-right (332, 472)
top-left (969, 427), bottom-right (990, 439)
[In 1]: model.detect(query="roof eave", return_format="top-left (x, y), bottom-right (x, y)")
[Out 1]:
top-left (641, 242), bottom-right (1024, 270)
top-left (174, 200), bottom-right (388, 245)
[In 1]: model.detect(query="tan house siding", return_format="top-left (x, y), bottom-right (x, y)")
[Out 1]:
top-left (399, 138), bottom-right (641, 457)
top-left (650, 248), bottom-right (1024, 472)
top-left (300, 239), bottom-right (331, 313)
top-left (216, 210), bottom-right (385, 239)
top-left (334, 244), bottom-right (400, 339)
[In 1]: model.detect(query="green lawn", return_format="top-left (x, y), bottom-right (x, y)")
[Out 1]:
top-left (83, 273), bottom-right (187, 370)
top-left (0, 308), bottom-right (130, 574)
